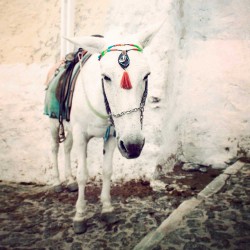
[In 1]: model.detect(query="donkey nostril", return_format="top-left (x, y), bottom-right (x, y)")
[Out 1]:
top-left (119, 138), bottom-right (145, 158)
top-left (120, 140), bottom-right (128, 153)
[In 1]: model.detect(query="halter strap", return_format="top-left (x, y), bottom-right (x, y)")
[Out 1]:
top-left (102, 77), bottom-right (148, 129)
top-left (98, 44), bottom-right (143, 60)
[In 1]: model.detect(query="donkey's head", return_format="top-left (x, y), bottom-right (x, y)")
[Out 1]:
top-left (67, 27), bottom-right (159, 159)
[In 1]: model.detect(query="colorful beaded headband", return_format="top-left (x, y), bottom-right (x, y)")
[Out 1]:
top-left (99, 44), bottom-right (143, 90)
top-left (98, 44), bottom-right (143, 61)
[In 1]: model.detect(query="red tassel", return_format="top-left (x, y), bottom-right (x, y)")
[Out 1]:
top-left (120, 71), bottom-right (132, 89)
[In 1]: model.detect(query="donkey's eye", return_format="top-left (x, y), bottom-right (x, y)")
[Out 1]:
top-left (102, 74), bottom-right (111, 82)
top-left (143, 72), bottom-right (151, 81)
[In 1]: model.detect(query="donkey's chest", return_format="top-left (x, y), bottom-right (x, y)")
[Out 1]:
top-left (87, 123), bottom-right (107, 138)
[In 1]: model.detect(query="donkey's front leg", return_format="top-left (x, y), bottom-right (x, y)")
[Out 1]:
top-left (101, 136), bottom-right (116, 214)
top-left (72, 125), bottom-right (88, 234)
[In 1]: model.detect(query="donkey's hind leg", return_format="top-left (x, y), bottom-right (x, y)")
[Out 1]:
top-left (64, 129), bottom-right (78, 192)
top-left (50, 119), bottom-right (62, 192)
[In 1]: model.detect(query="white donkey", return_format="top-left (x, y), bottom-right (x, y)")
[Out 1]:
top-left (48, 27), bottom-right (158, 233)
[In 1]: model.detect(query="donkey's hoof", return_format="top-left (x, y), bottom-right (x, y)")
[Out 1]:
top-left (53, 184), bottom-right (63, 193)
top-left (67, 182), bottom-right (78, 192)
top-left (73, 220), bottom-right (87, 234)
top-left (101, 213), bottom-right (119, 224)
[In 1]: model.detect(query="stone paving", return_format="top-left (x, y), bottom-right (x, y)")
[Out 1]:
top-left (0, 163), bottom-right (249, 250)
top-left (153, 163), bottom-right (250, 250)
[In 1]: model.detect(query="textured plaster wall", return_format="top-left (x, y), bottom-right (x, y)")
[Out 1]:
top-left (0, 0), bottom-right (249, 184)
top-left (157, 0), bottom-right (250, 171)
top-left (0, 0), bottom-right (110, 64)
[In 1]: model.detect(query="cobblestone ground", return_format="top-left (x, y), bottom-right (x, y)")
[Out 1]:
top-left (0, 181), bottom-right (174, 250)
top-left (0, 164), bottom-right (249, 250)
top-left (157, 164), bottom-right (250, 250)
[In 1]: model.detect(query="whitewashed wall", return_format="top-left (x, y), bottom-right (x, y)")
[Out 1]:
top-left (0, 0), bottom-right (249, 184)
top-left (158, 0), bottom-right (250, 171)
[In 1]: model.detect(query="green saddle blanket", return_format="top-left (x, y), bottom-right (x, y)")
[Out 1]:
top-left (44, 65), bottom-right (67, 119)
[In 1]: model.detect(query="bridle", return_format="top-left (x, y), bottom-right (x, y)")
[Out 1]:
top-left (99, 44), bottom-right (149, 129)
top-left (102, 77), bottom-right (148, 129)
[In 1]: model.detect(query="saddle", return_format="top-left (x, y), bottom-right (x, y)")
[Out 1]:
top-left (44, 49), bottom-right (92, 142)
top-left (55, 34), bottom-right (104, 108)
top-left (56, 49), bottom-right (88, 122)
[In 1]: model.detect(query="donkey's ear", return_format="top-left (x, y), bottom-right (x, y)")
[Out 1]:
top-left (64, 36), bottom-right (105, 53)
top-left (137, 21), bottom-right (165, 48)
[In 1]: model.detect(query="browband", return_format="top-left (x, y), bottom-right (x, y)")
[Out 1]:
top-left (98, 44), bottom-right (143, 61)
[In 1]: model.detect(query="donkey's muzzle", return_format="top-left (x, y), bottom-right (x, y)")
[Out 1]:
top-left (118, 137), bottom-right (145, 159)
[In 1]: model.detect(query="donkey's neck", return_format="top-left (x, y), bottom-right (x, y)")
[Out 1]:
top-left (85, 54), bottom-right (107, 112)
top-left (76, 53), bottom-right (109, 128)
